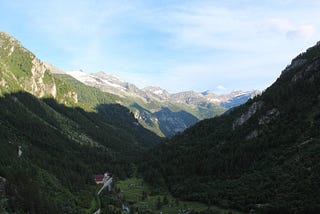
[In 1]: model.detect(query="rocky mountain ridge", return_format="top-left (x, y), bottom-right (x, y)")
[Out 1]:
top-left (65, 69), bottom-right (259, 136)
top-left (0, 31), bottom-right (258, 137)
top-left (66, 69), bottom-right (259, 107)
top-left (0, 32), bottom-right (77, 105)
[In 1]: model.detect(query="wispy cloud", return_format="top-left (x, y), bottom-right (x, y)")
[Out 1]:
top-left (265, 18), bottom-right (316, 40)
top-left (140, 3), bottom-right (259, 51)
top-left (287, 25), bottom-right (316, 40)
top-left (217, 85), bottom-right (227, 91)
top-left (1, 0), bottom-right (320, 92)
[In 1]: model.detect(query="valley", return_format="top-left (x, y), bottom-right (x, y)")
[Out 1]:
top-left (63, 70), bottom-right (259, 137)
top-left (1, 30), bottom-right (320, 214)
top-left (95, 177), bottom-right (243, 214)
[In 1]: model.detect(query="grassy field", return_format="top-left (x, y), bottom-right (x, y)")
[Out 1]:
top-left (115, 178), bottom-right (244, 214)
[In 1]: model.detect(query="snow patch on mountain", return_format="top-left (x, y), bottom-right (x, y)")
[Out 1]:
top-left (66, 70), bottom-right (260, 109)
top-left (153, 89), bottom-right (164, 95)
top-left (99, 78), bottom-right (127, 91)
top-left (65, 70), bottom-right (92, 83)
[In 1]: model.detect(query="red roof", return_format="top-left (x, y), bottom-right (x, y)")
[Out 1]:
top-left (94, 175), bottom-right (104, 182)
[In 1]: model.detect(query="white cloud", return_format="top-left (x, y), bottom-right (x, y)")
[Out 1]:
top-left (217, 85), bottom-right (227, 91)
top-left (3, 0), bottom-right (320, 92)
top-left (287, 25), bottom-right (316, 39)
top-left (149, 5), bottom-right (258, 51)
top-left (265, 18), bottom-right (316, 40)
top-left (265, 18), bottom-right (293, 32)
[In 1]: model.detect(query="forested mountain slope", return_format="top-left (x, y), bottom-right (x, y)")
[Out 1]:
top-left (140, 42), bottom-right (320, 213)
top-left (65, 70), bottom-right (258, 137)
top-left (0, 32), bottom-right (159, 213)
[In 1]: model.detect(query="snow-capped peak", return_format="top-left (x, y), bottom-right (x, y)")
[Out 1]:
top-left (142, 86), bottom-right (170, 100)
top-left (65, 70), bottom-right (92, 83)
top-left (153, 89), bottom-right (164, 95)
top-left (92, 71), bottom-right (125, 83)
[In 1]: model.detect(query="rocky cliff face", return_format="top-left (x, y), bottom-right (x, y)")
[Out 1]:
top-left (233, 101), bottom-right (263, 129)
top-left (0, 32), bottom-right (162, 214)
top-left (0, 32), bottom-right (77, 105)
top-left (0, 31), bottom-right (258, 138)
top-left (29, 58), bottom-right (56, 98)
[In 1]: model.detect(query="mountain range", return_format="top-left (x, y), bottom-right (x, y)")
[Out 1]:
top-left (63, 69), bottom-right (260, 136)
top-left (0, 31), bottom-right (257, 212)
top-left (2, 30), bottom-right (319, 214)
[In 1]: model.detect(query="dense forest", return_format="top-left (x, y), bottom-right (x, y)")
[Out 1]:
top-left (140, 42), bottom-right (320, 213)
top-left (1, 31), bottom-right (320, 214)
top-left (0, 32), bottom-right (160, 213)
top-left (0, 92), bottom-right (160, 213)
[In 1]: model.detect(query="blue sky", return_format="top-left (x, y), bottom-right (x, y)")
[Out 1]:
top-left (1, 0), bottom-right (320, 93)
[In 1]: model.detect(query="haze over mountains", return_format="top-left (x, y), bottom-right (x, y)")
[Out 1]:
top-left (63, 69), bottom-right (260, 136)
top-left (64, 69), bottom-right (258, 106)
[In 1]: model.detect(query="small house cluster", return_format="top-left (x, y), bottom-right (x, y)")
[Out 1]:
top-left (94, 172), bottom-right (112, 184)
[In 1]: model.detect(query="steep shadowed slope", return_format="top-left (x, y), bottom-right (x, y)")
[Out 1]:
top-left (140, 42), bottom-right (320, 213)
top-left (66, 69), bottom-right (257, 137)
top-left (0, 32), bottom-right (160, 213)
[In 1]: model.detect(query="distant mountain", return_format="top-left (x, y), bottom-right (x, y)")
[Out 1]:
top-left (220, 90), bottom-right (260, 108)
top-left (140, 41), bottom-right (320, 213)
top-left (66, 70), bottom-right (259, 136)
top-left (0, 31), bottom-right (160, 213)
top-left (143, 86), bottom-right (171, 101)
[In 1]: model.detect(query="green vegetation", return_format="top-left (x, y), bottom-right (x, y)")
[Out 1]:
top-left (1, 31), bottom-right (320, 214)
top-left (140, 42), bottom-right (320, 213)
top-left (0, 33), bottom-right (33, 95)
top-left (121, 92), bottom-right (226, 137)
top-left (0, 31), bottom-right (160, 213)
top-left (122, 97), bottom-right (201, 137)
top-left (114, 178), bottom-right (243, 214)
top-left (55, 74), bottom-right (119, 110)
top-left (0, 33), bottom-right (33, 81)
top-left (0, 91), bottom-right (160, 213)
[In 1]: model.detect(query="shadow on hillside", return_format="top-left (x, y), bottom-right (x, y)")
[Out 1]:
top-left (0, 91), bottom-right (161, 155)
top-left (0, 92), bottom-right (161, 213)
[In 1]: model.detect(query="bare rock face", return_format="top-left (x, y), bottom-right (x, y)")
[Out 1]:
top-left (0, 176), bottom-right (6, 194)
top-left (0, 32), bottom-right (58, 99)
top-left (0, 32), bottom-right (79, 105)
top-left (292, 58), bottom-right (320, 83)
top-left (259, 108), bottom-right (280, 125)
top-left (233, 101), bottom-right (263, 129)
top-left (27, 58), bottom-right (79, 104)
top-left (246, 129), bottom-right (260, 140)
top-left (63, 91), bottom-right (78, 104)
top-left (28, 57), bottom-right (56, 98)
top-left (0, 79), bottom-right (8, 88)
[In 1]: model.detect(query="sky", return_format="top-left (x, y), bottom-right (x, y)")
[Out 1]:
top-left (1, 0), bottom-right (320, 94)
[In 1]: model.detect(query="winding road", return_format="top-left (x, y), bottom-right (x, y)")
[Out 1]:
top-left (93, 176), bottom-right (113, 214)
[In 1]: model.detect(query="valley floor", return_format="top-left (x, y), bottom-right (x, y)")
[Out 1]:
top-left (98, 178), bottom-right (244, 214)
